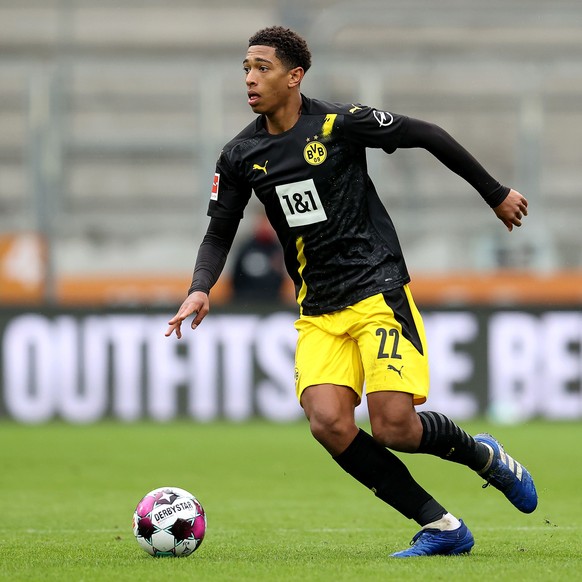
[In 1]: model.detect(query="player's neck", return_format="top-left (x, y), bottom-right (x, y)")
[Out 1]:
top-left (264, 94), bottom-right (303, 135)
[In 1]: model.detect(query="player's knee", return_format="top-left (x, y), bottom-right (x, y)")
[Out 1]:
top-left (309, 410), bottom-right (344, 441)
top-left (309, 410), bottom-right (354, 450)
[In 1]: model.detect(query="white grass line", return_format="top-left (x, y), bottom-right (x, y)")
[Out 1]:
top-left (477, 526), bottom-right (578, 532)
top-left (8, 525), bottom-right (579, 536)
top-left (17, 528), bottom-right (125, 535)
top-left (277, 526), bottom-right (580, 534)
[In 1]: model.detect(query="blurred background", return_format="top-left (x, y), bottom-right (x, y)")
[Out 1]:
top-left (1, 0), bottom-right (581, 423)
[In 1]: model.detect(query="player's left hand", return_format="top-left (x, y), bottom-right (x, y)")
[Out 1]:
top-left (493, 189), bottom-right (528, 232)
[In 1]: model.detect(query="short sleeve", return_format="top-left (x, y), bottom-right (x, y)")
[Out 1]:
top-left (343, 105), bottom-right (409, 154)
top-left (207, 150), bottom-right (252, 219)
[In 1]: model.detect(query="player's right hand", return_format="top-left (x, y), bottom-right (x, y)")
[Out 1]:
top-left (165, 291), bottom-right (210, 339)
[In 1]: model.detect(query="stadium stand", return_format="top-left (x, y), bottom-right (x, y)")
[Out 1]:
top-left (1, 0), bottom-right (581, 304)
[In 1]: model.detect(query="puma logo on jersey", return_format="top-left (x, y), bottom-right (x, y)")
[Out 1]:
top-left (253, 160), bottom-right (268, 174)
top-left (349, 104), bottom-right (363, 113)
top-left (387, 364), bottom-right (404, 378)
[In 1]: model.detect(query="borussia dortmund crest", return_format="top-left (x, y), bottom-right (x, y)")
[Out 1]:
top-left (303, 141), bottom-right (327, 166)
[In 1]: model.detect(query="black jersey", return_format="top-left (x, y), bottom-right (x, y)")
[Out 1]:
top-left (208, 96), bottom-right (414, 316)
top-left (206, 95), bottom-right (509, 315)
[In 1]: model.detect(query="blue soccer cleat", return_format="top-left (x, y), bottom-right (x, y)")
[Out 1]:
top-left (390, 520), bottom-right (474, 558)
top-left (474, 433), bottom-right (538, 513)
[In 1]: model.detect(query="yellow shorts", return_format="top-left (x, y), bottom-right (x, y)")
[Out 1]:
top-left (294, 286), bottom-right (429, 405)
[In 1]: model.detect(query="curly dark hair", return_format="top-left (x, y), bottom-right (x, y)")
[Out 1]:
top-left (248, 26), bottom-right (312, 73)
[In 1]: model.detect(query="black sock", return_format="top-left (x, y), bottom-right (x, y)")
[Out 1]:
top-left (417, 411), bottom-right (489, 471)
top-left (333, 429), bottom-right (446, 526)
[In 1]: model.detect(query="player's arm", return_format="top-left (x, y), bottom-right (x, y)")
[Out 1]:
top-left (165, 216), bottom-right (240, 338)
top-left (399, 118), bottom-right (528, 231)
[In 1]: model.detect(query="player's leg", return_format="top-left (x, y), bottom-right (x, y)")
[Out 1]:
top-left (368, 393), bottom-right (490, 471)
top-left (301, 384), bottom-right (443, 520)
top-left (296, 310), bottom-right (473, 557)
top-left (364, 390), bottom-right (473, 557)
top-left (352, 287), bottom-right (488, 468)
top-left (368, 394), bottom-right (538, 515)
top-left (362, 286), bottom-right (537, 513)
top-left (348, 289), bottom-right (479, 556)
top-left (300, 383), bottom-right (359, 455)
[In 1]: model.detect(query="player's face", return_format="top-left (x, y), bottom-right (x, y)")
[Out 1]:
top-left (243, 45), bottom-right (294, 115)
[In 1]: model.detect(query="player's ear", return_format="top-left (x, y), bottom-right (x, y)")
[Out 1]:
top-left (288, 66), bottom-right (304, 88)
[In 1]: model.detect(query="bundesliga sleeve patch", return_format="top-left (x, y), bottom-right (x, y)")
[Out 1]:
top-left (210, 173), bottom-right (220, 200)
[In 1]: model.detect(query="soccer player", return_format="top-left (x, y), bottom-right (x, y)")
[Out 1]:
top-left (166, 26), bottom-right (537, 557)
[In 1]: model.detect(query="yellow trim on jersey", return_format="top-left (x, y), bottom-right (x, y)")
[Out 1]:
top-left (322, 114), bottom-right (337, 138)
top-left (295, 236), bottom-right (308, 314)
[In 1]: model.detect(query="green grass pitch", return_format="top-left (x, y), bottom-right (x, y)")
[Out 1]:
top-left (1, 420), bottom-right (581, 581)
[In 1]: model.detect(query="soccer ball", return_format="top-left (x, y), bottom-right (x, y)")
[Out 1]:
top-left (132, 486), bottom-right (206, 557)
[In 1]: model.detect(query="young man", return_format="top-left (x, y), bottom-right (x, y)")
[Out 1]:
top-left (166, 26), bottom-right (537, 557)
